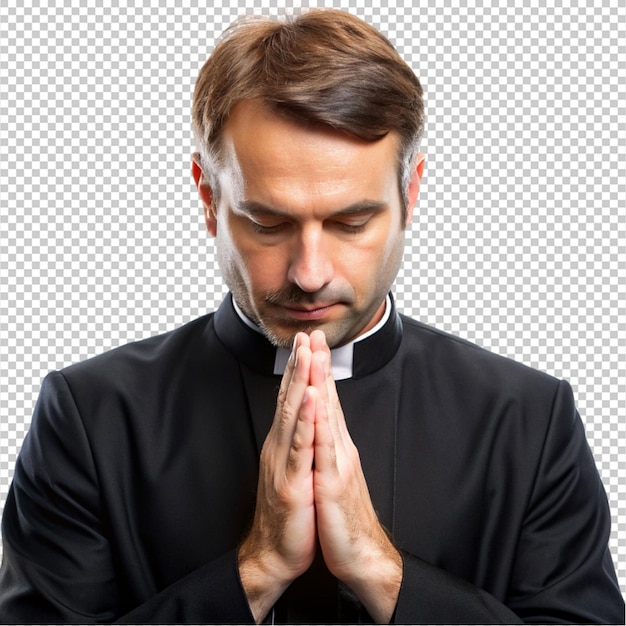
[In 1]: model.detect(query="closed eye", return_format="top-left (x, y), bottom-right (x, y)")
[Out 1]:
top-left (250, 220), bottom-right (289, 235)
top-left (238, 200), bottom-right (386, 237)
top-left (331, 215), bottom-right (374, 234)
top-left (334, 221), bottom-right (368, 234)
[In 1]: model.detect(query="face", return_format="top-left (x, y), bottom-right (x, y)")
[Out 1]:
top-left (193, 100), bottom-right (424, 349)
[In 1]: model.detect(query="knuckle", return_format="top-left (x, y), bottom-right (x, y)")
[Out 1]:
top-left (280, 405), bottom-right (296, 429)
top-left (275, 480), bottom-right (295, 506)
top-left (328, 439), bottom-right (337, 463)
top-left (272, 403), bottom-right (296, 435)
top-left (277, 386), bottom-right (288, 407)
top-left (287, 449), bottom-right (299, 473)
top-left (348, 443), bottom-right (360, 464)
top-left (291, 430), bottom-right (304, 452)
top-left (323, 439), bottom-right (338, 467)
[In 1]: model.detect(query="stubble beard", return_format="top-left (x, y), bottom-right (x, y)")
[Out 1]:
top-left (233, 284), bottom-right (388, 350)
top-left (242, 287), bottom-right (359, 349)
top-left (225, 274), bottom-right (369, 349)
top-left (218, 234), bottom-right (404, 349)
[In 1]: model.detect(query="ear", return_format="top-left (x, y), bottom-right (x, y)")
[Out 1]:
top-left (191, 152), bottom-right (217, 237)
top-left (404, 153), bottom-right (425, 227)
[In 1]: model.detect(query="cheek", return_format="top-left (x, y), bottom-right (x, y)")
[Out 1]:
top-left (344, 227), bottom-right (402, 270)
top-left (215, 226), bottom-right (254, 288)
top-left (348, 230), bottom-right (405, 292)
top-left (236, 241), bottom-right (288, 292)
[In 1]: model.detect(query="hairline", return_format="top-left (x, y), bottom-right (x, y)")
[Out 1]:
top-left (194, 102), bottom-right (418, 223)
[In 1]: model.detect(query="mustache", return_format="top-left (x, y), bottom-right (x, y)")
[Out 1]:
top-left (264, 285), bottom-right (354, 306)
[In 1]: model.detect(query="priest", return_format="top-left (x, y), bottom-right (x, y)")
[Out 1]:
top-left (0, 9), bottom-right (622, 624)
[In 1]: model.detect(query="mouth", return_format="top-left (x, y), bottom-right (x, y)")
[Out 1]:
top-left (279, 303), bottom-right (340, 321)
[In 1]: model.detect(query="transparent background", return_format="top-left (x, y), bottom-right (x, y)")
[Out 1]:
top-left (1, 0), bottom-right (624, 594)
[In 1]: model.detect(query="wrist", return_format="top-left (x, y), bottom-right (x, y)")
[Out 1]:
top-left (238, 538), bottom-right (301, 623)
top-left (342, 543), bottom-right (403, 624)
top-left (238, 546), bottom-right (287, 624)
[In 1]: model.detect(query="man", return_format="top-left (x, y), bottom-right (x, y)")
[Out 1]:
top-left (0, 9), bottom-right (622, 624)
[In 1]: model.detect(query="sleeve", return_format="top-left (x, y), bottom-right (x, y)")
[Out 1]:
top-left (393, 380), bottom-right (624, 625)
top-left (395, 553), bottom-right (522, 624)
top-left (0, 372), bottom-right (255, 624)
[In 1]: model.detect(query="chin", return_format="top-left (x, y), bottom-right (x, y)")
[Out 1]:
top-left (262, 320), bottom-right (358, 350)
top-left (258, 322), bottom-right (312, 349)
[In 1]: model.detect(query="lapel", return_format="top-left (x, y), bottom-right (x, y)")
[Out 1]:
top-left (337, 374), bottom-right (400, 536)
top-left (240, 365), bottom-right (280, 455)
top-left (213, 294), bottom-right (281, 454)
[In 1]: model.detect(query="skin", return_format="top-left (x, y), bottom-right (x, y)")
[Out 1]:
top-left (193, 100), bottom-right (424, 349)
top-left (192, 99), bottom-right (424, 623)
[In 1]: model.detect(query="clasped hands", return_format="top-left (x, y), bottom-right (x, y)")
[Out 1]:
top-left (238, 330), bottom-right (402, 623)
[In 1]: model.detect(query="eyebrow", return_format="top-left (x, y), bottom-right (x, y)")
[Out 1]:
top-left (236, 199), bottom-right (388, 219)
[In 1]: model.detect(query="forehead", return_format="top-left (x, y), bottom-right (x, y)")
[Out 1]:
top-left (219, 100), bottom-right (401, 212)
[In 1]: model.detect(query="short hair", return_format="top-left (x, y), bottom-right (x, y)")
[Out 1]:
top-left (192, 9), bottom-right (424, 214)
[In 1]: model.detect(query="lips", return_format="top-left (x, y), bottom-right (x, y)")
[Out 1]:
top-left (280, 303), bottom-right (339, 321)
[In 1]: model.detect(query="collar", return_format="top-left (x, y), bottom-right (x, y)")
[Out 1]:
top-left (271, 296), bottom-right (392, 380)
top-left (214, 293), bottom-right (402, 379)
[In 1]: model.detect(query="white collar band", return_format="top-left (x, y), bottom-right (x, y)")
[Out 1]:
top-left (231, 296), bottom-right (391, 381)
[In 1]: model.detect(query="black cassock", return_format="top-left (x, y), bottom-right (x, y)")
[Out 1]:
top-left (0, 293), bottom-right (622, 623)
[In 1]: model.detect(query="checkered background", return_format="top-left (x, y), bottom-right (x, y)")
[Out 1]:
top-left (1, 0), bottom-right (624, 596)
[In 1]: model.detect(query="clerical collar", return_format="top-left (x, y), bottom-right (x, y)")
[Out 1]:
top-left (213, 292), bottom-right (403, 379)
top-left (231, 296), bottom-right (392, 380)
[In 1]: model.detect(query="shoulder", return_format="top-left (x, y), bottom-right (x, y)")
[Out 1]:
top-left (49, 313), bottom-right (224, 426)
top-left (61, 313), bottom-right (216, 384)
top-left (398, 313), bottom-right (563, 403)
top-left (32, 312), bottom-right (236, 454)
top-left (395, 315), bottom-right (583, 495)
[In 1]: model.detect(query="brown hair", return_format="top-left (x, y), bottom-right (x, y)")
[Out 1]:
top-left (192, 9), bottom-right (424, 213)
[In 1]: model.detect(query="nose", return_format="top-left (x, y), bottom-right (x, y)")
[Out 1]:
top-left (286, 226), bottom-right (333, 293)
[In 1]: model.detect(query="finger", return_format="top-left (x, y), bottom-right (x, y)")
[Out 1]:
top-left (276, 332), bottom-right (310, 417)
top-left (278, 332), bottom-right (310, 399)
top-left (310, 349), bottom-right (348, 446)
top-left (286, 386), bottom-right (316, 479)
top-left (272, 336), bottom-right (313, 454)
top-left (277, 345), bottom-right (311, 435)
top-left (312, 385), bottom-right (337, 475)
top-left (309, 329), bottom-right (330, 355)
top-left (309, 349), bottom-right (328, 394)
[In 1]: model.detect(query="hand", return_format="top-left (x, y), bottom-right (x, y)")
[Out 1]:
top-left (238, 333), bottom-right (317, 623)
top-left (308, 330), bottom-right (402, 623)
top-left (239, 330), bottom-right (402, 624)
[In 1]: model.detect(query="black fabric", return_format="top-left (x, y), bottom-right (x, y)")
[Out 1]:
top-left (0, 294), bottom-right (622, 623)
